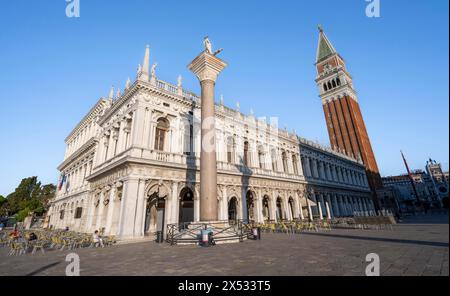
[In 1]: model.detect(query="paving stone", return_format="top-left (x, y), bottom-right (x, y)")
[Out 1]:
top-left (0, 214), bottom-right (448, 276)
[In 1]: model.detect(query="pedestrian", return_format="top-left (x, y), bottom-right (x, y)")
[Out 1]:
top-left (92, 230), bottom-right (104, 248)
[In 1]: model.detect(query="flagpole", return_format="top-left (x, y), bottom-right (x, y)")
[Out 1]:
top-left (401, 150), bottom-right (422, 213)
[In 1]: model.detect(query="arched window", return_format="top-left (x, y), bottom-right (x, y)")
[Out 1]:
top-left (276, 198), bottom-right (283, 221)
top-left (246, 191), bottom-right (255, 222)
top-left (271, 149), bottom-right (277, 171)
top-left (323, 83), bottom-right (328, 91)
top-left (227, 136), bottom-right (234, 163)
top-left (228, 197), bottom-right (238, 222)
top-left (263, 196), bottom-right (270, 221)
top-left (243, 141), bottom-right (249, 167)
top-left (292, 154), bottom-right (298, 175)
top-left (258, 146), bottom-right (265, 169)
top-left (327, 81), bottom-right (332, 90)
top-left (332, 79), bottom-right (337, 88)
top-left (154, 118), bottom-right (169, 151)
top-left (336, 77), bottom-right (341, 86)
top-left (282, 151), bottom-right (288, 173)
top-left (288, 198), bottom-right (295, 219)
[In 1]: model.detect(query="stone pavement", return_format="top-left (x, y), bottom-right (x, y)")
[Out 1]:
top-left (0, 214), bottom-right (448, 276)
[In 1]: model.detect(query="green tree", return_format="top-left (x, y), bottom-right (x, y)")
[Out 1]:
top-left (0, 177), bottom-right (56, 220)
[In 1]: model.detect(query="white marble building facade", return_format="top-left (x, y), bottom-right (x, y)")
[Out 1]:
top-left (48, 47), bottom-right (374, 240)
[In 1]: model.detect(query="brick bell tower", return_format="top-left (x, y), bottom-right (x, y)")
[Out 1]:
top-left (315, 26), bottom-right (383, 210)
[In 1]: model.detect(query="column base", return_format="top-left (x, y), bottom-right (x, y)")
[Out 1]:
top-left (167, 220), bottom-right (247, 246)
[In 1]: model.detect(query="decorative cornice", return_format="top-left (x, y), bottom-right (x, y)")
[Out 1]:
top-left (58, 138), bottom-right (97, 171)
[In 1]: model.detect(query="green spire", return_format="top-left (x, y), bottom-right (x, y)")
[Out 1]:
top-left (316, 26), bottom-right (337, 63)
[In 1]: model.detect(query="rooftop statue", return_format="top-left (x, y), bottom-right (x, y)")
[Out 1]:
top-left (151, 63), bottom-right (158, 77)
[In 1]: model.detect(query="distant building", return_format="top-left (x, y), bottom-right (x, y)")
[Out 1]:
top-left (426, 159), bottom-right (449, 200)
top-left (382, 160), bottom-right (449, 210)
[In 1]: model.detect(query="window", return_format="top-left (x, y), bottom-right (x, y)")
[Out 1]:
top-left (292, 154), bottom-right (298, 175)
top-left (227, 137), bottom-right (234, 163)
top-left (183, 122), bottom-right (193, 155)
top-left (103, 135), bottom-right (110, 161)
top-left (271, 149), bottom-right (277, 171)
top-left (74, 207), bottom-right (83, 219)
top-left (59, 210), bottom-right (65, 220)
top-left (243, 141), bottom-right (249, 166)
top-left (336, 77), bottom-right (341, 86)
top-left (323, 83), bottom-right (328, 91)
top-left (154, 118), bottom-right (169, 151)
top-left (258, 148), bottom-right (265, 169)
top-left (282, 151), bottom-right (288, 173)
top-left (332, 79), bottom-right (337, 88)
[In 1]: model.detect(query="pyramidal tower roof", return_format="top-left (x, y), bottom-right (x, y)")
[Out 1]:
top-left (316, 25), bottom-right (337, 63)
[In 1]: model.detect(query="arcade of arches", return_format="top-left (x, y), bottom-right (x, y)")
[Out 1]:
top-left (50, 176), bottom-right (375, 240)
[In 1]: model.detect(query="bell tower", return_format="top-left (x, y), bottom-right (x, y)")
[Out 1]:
top-left (315, 26), bottom-right (383, 209)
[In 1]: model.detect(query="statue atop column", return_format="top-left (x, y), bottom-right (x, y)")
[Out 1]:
top-left (203, 36), bottom-right (223, 56)
top-left (189, 37), bottom-right (227, 222)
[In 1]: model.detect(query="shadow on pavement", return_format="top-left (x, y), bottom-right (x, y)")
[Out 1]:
top-left (300, 232), bottom-right (449, 248)
top-left (25, 261), bottom-right (61, 276)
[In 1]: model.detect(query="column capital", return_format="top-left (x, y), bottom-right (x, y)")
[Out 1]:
top-left (188, 51), bottom-right (227, 83)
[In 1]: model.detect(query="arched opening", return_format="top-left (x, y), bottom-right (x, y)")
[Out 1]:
top-left (258, 146), bottom-right (265, 169)
top-left (336, 77), bottom-right (341, 86)
top-left (228, 197), bottom-right (238, 222)
top-left (276, 197), bottom-right (284, 221)
top-left (327, 81), bottom-right (332, 90)
top-left (227, 136), bottom-right (234, 163)
top-left (154, 118), bottom-right (170, 151)
top-left (179, 187), bottom-right (194, 226)
top-left (262, 196), bottom-right (270, 221)
top-left (288, 198), bottom-right (295, 220)
top-left (144, 193), bottom-right (165, 236)
top-left (246, 191), bottom-right (255, 222)
top-left (332, 79), bottom-right (337, 88)
top-left (323, 83), bottom-right (328, 91)
top-left (282, 151), bottom-right (288, 173)
top-left (292, 154), bottom-right (298, 175)
top-left (271, 149), bottom-right (277, 171)
top-left (243, 141), bottom-right (249, 166)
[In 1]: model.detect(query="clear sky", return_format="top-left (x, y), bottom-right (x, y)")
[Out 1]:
top-left (0, 0), bottom-right (448, 196)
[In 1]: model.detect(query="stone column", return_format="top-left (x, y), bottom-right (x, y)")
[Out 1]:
top-left (332, 194), bottom-right (340, 217)
top-left (117, 179), bottom-right (139, 238)
top-left (338, 195), bottom-right (345, 216)
top-left (317, 200), bottom-right (323, 220)
top-left (133, 180), bottom-right (146, 237)
top-left (189, 50), bottom-right (227, 222)
top-left (256, 190), bottom-right (263, 223)
top-left (307, 195), bottom-right (313, 221)
top-left (84, 192), bottom-right (97, 233)
top-left (104, 186), bottom-right (117, 235)
top-left (219, 186), bottom-right (228, 221)
top-left (171, 181), bottom-right (179, 224)
top-left (312, 159), bottom-right (319, 178)
top-left (304, 157), bottom-right (312, 177)
top-left (95, 189), bottom-right (107, 231)
top-left (326, 194), bottom-right (333, 219)
top-left (318, 194), bottom-right (325, 219)
top-left (362, 198), bottom-right (368, 215)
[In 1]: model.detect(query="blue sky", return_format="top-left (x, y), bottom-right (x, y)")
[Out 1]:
top-left (0, 0), bottom-right (448, 196)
